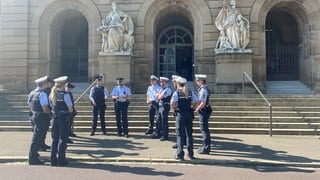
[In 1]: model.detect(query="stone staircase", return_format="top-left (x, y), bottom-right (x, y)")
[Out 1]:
top-left (266, 81), bottom-right (314, 94)
top-left (0, 93), bottom-right (320, 135)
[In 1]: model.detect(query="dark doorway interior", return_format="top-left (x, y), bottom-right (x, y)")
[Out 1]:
top-left (266, 8), bottom-right (299, 81)
top-left (61, 11), bottom-right (88, 82)
top-left (176, 46), bottom-right (193, 81)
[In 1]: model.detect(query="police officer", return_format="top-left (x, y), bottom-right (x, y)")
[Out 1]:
top-left (111, 77), bottom-right (132, 137)
top-left (49, 76), bottom-right (73, 166)
top-left (154, 77), bottom-right (172, 141)
top-left (170, 77), bottom-right (198, 160)
top-left (28, 76), bottom-right (51, 165)
top-left (89, 75), bottom-right (109, 136)
top-left (195, 74), bottom-right (212, 154)
top-left (39, 77), bottom-right (54, 151)
top-left (65, 83), bottom-right (76, 143)
top-left (145, 75), bottom-right (161, 135)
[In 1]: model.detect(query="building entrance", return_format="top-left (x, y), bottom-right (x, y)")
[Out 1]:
top-left (157, 26), bottom-right (193, 81)
top-left (266, 8), bottom-right (299, 81)
top-left (60, 11), bottom-right (88, 82)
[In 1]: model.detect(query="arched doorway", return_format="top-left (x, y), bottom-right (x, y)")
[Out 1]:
top-left (156, 13), bottom-right (194, 81)
top-left (50, 9), bottom-right (88, 82)
top-left (60, 11), bottom-right (88, 82)
top-left (265, 7), bottom-right (300, 81)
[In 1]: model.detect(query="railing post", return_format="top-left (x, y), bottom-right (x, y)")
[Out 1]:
top-left (269, 105), bottom-right (273, 137)
top-left (242, 72), bottom-right (245, 95)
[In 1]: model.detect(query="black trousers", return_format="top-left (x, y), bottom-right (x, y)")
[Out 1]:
top-left (51, 113), bottom-right (68, 164)
top-left (114, 101), bottom-right (129, 135)
top-left (148, 102), bottom-right (159, 129)
top-left (92, 104), bottom-right (106, 133)
top-left (29, 113), bottom-right (50, 162)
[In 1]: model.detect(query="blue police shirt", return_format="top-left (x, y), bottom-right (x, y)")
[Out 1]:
top-left (171, 87), bottom-right (199, 104)
top-left (146, 84), bottom-right (161, 101)
top-left (111, 85), bottom-right (131, 102)
top-left (198, 85), bottom-right (209, 102)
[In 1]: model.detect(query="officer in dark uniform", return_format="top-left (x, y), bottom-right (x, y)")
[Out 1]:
top-left (111, 77), bottom-right (132, 137)
top-left (49, 76), bottom-right (73, 166)
top-left (89, 75), bottom-right (109, 136)
top-left (145, 75), bottom-right (161, 135)
top-left (170, 77), bottom-right (198, 160)
top-left (65, 83), bottom-right (76, 143)
top-left (154, 76), bottom-right (172, 141)
top-left (39, 77), bottom-right (54, 151)
top-left (195, 74), bottom-right (212, 154)
top-left (28, 76), bottom-right (51, 165)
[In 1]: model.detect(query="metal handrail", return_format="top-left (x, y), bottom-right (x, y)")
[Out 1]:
top-left (242, 72), bottom-right (273, 137)
top-left (74, 80), bottom-right (96, 105)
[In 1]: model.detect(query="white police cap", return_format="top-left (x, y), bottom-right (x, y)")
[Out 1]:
top-left (159, 77), bottom-right (169, 81)
top-left (34, 76), bottom-right (48, 85)
top-left (150, 75), bottom-right (159, 81)
top-left (171, 75), bottom-right (181, 81)
top-left (176, 77), bottom-right (187, 84)
top-left (195, 74), bottom-right (207, 80)
top-left (54, 76), bottom-right (68, 84)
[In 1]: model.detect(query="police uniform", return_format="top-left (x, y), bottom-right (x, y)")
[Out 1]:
top-left (195, 74), bottom-right (212, 154)
top-left (50, 76), bottom-right (73, 166)
top-left (154, 77), bottom-right (172, 141)
top-left (89, 76), bottom-right (109, 136)
top-left (171, 77), bottom-right (198, 160)
top-left (111, 77), bottom-right (131, 137)
top-left (28, 76), bottom-right (51, 165)
top-left (66, 83), bottom-right (76, 143)
top-left (145, 75), bottom-right (161, 135)
top-left (39, 77), bottom-right (54, 150)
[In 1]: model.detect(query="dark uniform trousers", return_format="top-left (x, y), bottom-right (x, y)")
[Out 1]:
top-left (155, 104), bottom-right (170, 138)
top-left (176, 111), bottom-right (194, 158)
top-left (148, 101), bottom-right (159, 129)
top-left (199, 109), bottom-right (211, 152)
top-left (114, 101), bottom-right (129, 136)
top-left (51, 112), bottom-right (68, 164)
top-left (29, 112), bottom-right (50, 162)
top-left (92, 104), bottom-right (106, 133)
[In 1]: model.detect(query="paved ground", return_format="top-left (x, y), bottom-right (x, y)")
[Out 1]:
top-left (0, 131), bottom-right (319, 167)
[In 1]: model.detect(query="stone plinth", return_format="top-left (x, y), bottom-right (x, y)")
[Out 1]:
top-left (96, 53), bottom-right (132, 90)
top-left (214, 49), bottom-right (253, 93)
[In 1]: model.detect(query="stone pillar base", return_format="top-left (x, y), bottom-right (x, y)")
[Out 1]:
top-left (96, 54), bottom-right (132, 90)
top-left (214, 50), bottom-right (253, 93)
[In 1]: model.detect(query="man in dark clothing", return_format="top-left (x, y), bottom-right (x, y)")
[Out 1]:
top-left (89, 76), bottom-right (109, 136)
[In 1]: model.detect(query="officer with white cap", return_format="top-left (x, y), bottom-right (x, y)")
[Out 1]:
top-left (170, 76), bottom-right (198, 160)
top-left (49, 76), bottom-right (73, 166)
top-left (153, 76), bottom-right (172, 141)
top-left (145, 75), bottom-right (161, 135)
top-left (111, 77), bottom-right (132, 137)
top-left (194, 74), bottom-right (212, 154)
top-left (27, 75), bottom-right (51, 165)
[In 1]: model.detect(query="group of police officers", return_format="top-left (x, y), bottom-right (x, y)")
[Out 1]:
top-left (27, 73), bottom-right (212, 165)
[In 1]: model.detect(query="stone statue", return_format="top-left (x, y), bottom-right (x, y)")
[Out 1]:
top-left (97, 1), bottom-right (134, 53)
top-left (214, 0), bottom-right (250, 49)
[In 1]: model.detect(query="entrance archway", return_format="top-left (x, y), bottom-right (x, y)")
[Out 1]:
top-left (60, 10), bottom-right (88, 82)
top-left (157, 14), bottom-right (193, 81)
top-left (49, 9), bottom-right (88, 82)
top-left (265, 7), bottom-right (300, 81)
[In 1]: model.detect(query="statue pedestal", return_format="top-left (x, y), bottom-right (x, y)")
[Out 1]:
top-left (96, 53), bottom-right (132, 90)
top-left (214, 49), bottom-right (254, 93)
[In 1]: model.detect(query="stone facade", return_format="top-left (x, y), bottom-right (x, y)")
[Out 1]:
top-left (0, 0), bottom-right (319, 94)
